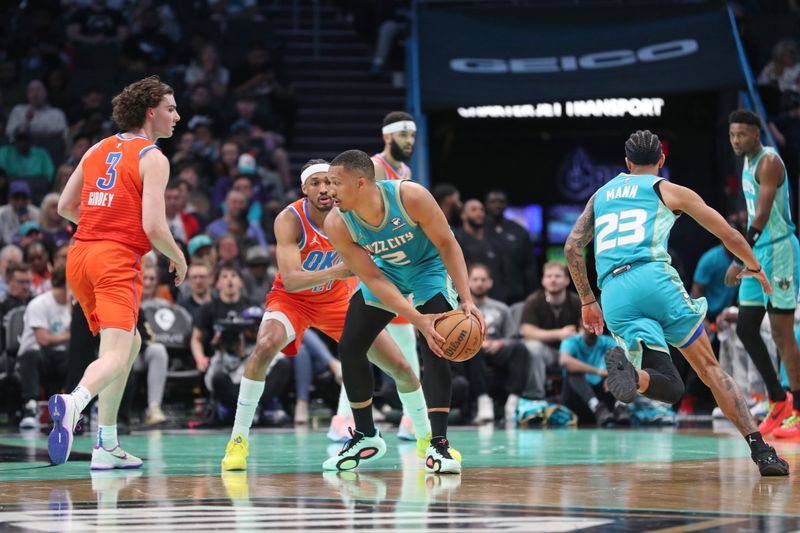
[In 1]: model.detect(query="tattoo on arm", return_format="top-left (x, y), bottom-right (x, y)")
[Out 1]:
top-left (565, 195), bottom-right (596, 302)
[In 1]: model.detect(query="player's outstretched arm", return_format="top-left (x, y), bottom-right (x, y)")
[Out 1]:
top-left (141, 149), bottom-right (186, 285)
top-left (324, 209), bottom-right (446, 356)
top-left (274, 210), bottom-right (352, 292)
top-left (564, 194), bottom-right (604, 334)
top-left (659, 181), bottom-right (771, 294)
top-left (400, 181), bottom-right (485, 334)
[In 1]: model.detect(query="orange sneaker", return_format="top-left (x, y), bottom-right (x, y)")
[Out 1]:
top-left (758, 391), bottom-right (794, 435)
top-left (773, 411), bottom-right (800, 439)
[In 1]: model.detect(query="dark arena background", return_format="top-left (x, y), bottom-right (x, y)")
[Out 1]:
top-left (1, 0), bottom-right (800, 531)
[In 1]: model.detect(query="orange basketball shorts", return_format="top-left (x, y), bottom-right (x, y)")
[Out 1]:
top-left (67, 240), bottom-right (144, 336)
top-left (263, 290), bottom-right (350, 355)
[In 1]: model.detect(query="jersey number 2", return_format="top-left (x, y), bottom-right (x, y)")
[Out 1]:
top-left (595, 209), bottom-right (647, 254)
top-left (96, 152), bottom-right (122, 190)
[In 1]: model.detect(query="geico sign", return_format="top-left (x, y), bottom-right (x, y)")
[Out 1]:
top-left (449, 39), bottom-right (698, 74)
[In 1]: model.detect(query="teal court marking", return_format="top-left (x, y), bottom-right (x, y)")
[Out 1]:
top-left (0, 428), bottom-right (757, 482)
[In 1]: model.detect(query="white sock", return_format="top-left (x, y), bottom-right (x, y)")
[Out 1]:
top-left (97, 425), bottom-right (118, 450)
top-left (231, 377), bottom-right (265, 440)
top-left (588, 397), bottom-right (600, 412)
top-left (71, 385), bottom-right (92, 413)
top-left (398, 386), bottom-right (431, 438)
top-left (336, 384), bottom-right (353, 418)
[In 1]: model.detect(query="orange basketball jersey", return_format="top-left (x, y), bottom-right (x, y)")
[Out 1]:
top-left (74, 133), bottom-right (158, 256)
top-left (372, 153), bottom-right (409, 181)
top-left (271, 198), bottom-right (356, 304)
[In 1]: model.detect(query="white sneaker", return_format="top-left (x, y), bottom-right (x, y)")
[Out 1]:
top-left (323, 428), bottom-right (387, 471)
top-left (295, 400), bottom-right (309, 425)
top-left (425, 436), bottom-right (461, 474)
top-left (91, 445), bottom-right (143, 470)
top-left (475, 395), bottom-right (494, 424)
top-left (397, 414), bottom-right (416, 441)
top-left (19, 399), bottom-right (39, 429)
top-left (504, 394), bottom-right (519, 422)
top-left (47, 394), bottom-right (81, 465)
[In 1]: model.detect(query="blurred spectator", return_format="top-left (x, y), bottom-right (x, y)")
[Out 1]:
top-left (67, 89), bottom-right (110, 141)
top-left (231, 172), bottom-right (263, 223)
top-left (190, 263), bottom-right (256, 373)
top-left (758, 39), bottom-right (800, 93)
top-left (207, 189), bottom-right (267, 246)
top-left (63, 134), bottom-right (92, 165)
top-left (433, 183), bottom-right (462, 228)
top-left (188, 234), bottom-right (218, 272)
top-left (293, 329), bottom-right (342, 424)
top-left (209, 0), bottom-right (263, 22)
top-left (691, 235), bottom-right (740, 324)
top-left (10, 3), bottom-right (67, 77)
top-left (136, 265), bottom-right (170, 425)
top-left (130, 0), bottom-right (182, 43)
top-left (559, 331), bottom-right (624, 426)
top-left (25, 241), bottom-right (51, 296)
top-left (16, 221), bottom-right (43, 249)
top-left (485, 189), bottom-right (539, 304)
top-left (769, 90), bottom-right (800, 180)
top-left (39, 193), bottom-right (72, 247)
top-left (165, 180), bottom-right (201, 243)
top-left (66, 0), bottom-right (129, 46)
top-left (52, 243), bottom-right (69, 271)
top-left (242, 245), bottom-right (272, 304)
top-left (177, 261), bottom-right (214, 322)
top-left (121, 7), bottom-right (175, 73)
top-left (458, 263), bottom-right (531, 423)
top-left (520, 261), bottom-right (582, 400)
top-left (0, 245), bottom-right (23, 301)
top-left (185, 44), bottom-right (230, 97)
top-left (0, 181), bottom-right (41, 246)
top-left (0, 262), bottom-right (33, 354)
top-left (231, 43), bottom-right (276, 99)
top-left (216, 233), bottom-right (242, 267)
top-left (182, 84), bottom-right (225, 139)
top-left (5, 80), bottom-right (68, 142)
top-left (17, 265), bottom-right (70, 429)
top-left (52, 163), bottom-right (75, 194)
top-left (369, 1), bottom-right (410, 75)
top-left (0, 132), bottom-right (55, 199)
top-left (454, 199), bottom-right (507, 300)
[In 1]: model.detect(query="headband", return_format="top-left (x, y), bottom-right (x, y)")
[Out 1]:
top-left (382, 120), bottom-right (416, 135)
top-left (300, 163), bottom-right (330, 184)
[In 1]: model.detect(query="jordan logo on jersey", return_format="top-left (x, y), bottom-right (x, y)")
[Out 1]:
top-left (303, 250), bottom-right (339, 271)
top-left (309, 234), bottom-right (320, 246)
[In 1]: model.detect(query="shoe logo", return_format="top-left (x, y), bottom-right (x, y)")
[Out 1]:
top-left (748, 436), bottom-right (757, 444)
top-left (235, 436), bottom-right (242, 443)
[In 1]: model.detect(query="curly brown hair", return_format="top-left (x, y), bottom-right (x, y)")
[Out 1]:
top-left (111, 75), bottom-right (174, 131)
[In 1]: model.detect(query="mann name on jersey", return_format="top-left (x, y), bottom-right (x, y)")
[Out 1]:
top-left (605, 183), bottom-right (639, 201)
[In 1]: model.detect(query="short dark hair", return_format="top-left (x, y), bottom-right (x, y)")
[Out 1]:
top-left (624, 130), bottom-right (662, 166)
top-left (382, 111), bottom-right (414, 128)
top-left (111, 75), bottom-right (174, 131)
top-left (467, 262), bottom-right (492, 277)
top-left (432, 183), bottom-right (459, 205)
top-left (166, 179), bottom-right (182, 191)
top-left (728, 109), bottom-right (761, 129)
top-left (330, 150), bottom-right (375, 181)
top-left (215, 261), bottom-right (241, 283)
top-left (51, 265), bottom-right (66, 288)
top-left (485, 189), bottom-right (507, 201)
top-left (6, 261), bottom-right (31, 278)
top-left (301, 158), bottom-right (329, 173)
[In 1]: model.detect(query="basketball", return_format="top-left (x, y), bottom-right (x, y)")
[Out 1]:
top-left (434, 310), bottom-right (484, 362)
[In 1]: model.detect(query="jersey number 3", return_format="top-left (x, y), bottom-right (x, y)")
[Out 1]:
top-left (96, 152), bottom-right (122, 190)
top-left (595, 209), bottom-right (647, 254)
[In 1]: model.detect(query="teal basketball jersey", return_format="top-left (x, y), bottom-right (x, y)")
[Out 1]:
top-left (742, 146), bottom-right (795, 247)
top-left (336, 180), bottom-right (443, 283)
top-left (593, 174), bottom-right (676, 288)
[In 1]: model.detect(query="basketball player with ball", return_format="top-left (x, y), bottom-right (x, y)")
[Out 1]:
top-left (323, 149), bottom-right (485, 474)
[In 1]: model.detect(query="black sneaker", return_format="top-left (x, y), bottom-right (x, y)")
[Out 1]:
top-left (613, 403), bottom-right (632, 426)
top-left (752, 446), bottom-right (790, 476)
top-left (605, 347), bottom-right (639, 404)
top-left (594, 403), bottom-right (614, 427)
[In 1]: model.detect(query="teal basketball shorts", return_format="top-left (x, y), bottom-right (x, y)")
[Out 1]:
top-left (739, 234), bottom-right (800, 311)
top-left (358, 261), bottom-right (459, 314)
top-left (601, 261), bottom-right (707, 368)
